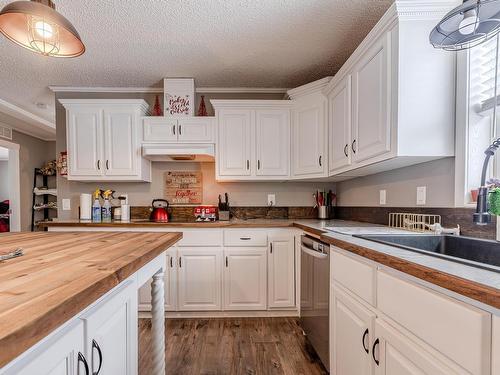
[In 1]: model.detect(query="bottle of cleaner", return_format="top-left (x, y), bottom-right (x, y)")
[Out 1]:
top-left (92, 189), bottom-right (102, 223)
top-left (102, 189), bottom-right (113, 223)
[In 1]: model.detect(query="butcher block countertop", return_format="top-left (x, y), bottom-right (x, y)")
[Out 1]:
top-left (0, 231), bottom-right (182, 368)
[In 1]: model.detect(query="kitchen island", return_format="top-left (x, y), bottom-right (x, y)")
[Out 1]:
top-left (0, 231), bottom-right (182, 375)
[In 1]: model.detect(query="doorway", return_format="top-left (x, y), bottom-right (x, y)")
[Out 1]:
top-left (0, 140), bottom-right (20, 232)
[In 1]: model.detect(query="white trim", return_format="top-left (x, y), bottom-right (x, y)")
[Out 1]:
top-left (287, 77), bottom-right (332, 99)
top-left (49, 86), bottom-right (289, 94)
top-left (138, 309), bottom-right (299, 319)
top-left (210, 99), bottom-right (292, 109)
top-left (0, 99), bottom-right (55, 140)
top-left (0, 138), bottom-right (20, 232)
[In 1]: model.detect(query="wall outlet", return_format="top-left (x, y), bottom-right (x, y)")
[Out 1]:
top-left (379, 190), bottom-right (387, 205)
top-left (62, 199), bottom-right (71, 211)
top-left (268, 194), bottom-right (276, 206)
top-left (417, 186), bottom-right (427, 205)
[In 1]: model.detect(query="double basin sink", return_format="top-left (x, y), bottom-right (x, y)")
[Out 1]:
top-left (354, 234), bottom-right (500, 273)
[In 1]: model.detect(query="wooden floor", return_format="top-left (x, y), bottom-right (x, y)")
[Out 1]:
top-left (139, 318), bottom-right (328, 375)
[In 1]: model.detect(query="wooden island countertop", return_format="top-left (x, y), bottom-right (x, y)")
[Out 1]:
top-left (0, 231), bottom-right (182, 368)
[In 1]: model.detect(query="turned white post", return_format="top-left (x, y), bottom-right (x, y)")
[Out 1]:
top-left (151, 270), bottom-right (165, 375)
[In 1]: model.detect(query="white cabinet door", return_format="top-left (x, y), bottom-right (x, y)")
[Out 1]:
top-left (9, 322), bottom-right (85, 375)
top-left (82, 280), bottom-right (137, 375)
top-left (178, 117), bottom-right (214, 143)
top-left (268, 238), bottom-right (295, 308)
top-left (66, 106), bottom-right (103, 177)
top-left (217, 109), bottom-right (253, 177)
top-left (352, 34), bottom-right (391, 164)
top-left (255, 109), bottom-right (290, 177)
top-left (223, 247), bottom-right (267, 310)
top-left (493, 315), bottom-right (500, 375)
top-left (331, 284), bottom-right (375, 375)
top-left (292, 96), bottom-right (327, 177)
top-left (177, 247), bottom-right (222, 311)
top-left (328, 76), bottom-right (352, 174)
top-left (138, 249), bottom-right (177, 312)
top-left (103, 108), bottom-right (138, 176)
top-left (143, 117), bottom-right (177, 142)
top-left (374, 319), bottom-right (458, 375)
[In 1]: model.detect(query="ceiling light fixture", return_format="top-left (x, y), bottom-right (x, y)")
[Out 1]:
top-left (430, 0), bottom-right (500, 51)
top-left (0, 0), bottom-right (85, 57)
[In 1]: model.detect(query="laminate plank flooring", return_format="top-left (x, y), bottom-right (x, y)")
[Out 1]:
top-left (139, 318), bottom-right (328, 375)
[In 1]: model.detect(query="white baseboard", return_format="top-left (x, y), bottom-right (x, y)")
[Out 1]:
top-left (138, 309), bottom-right (300, 319)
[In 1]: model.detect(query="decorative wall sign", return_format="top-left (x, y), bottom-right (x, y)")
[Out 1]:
top-left (165, 171), bottom-right (202, 205)
top-left (164, 78), bottom-right (195, 116)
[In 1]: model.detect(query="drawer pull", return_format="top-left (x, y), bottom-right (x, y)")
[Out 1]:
top-left (78, 352), bottom-right (90, 375)
top-left (92, 339), bottom-right (103, 375)
top-left (240, 237), bottom-right (251, 240)
top-left (362, 328), bottom-right (369, 354)
top-left (372, 338), bottom-right (380, 366)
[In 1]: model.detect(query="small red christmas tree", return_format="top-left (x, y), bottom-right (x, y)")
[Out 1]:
top-left (152, 95), bottom-right (163, 116)
top-left (197, 95), bottom-right (208, 116)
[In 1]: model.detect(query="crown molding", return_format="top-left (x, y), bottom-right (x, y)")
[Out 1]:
top-left (210, 99), bottom-right (292, 109)
top-left (287, 77), bottom-right (333, 99)
top-left (0, 99), bottom-right (55, 141)
top-left (49, 86), bottom-right (289, 94)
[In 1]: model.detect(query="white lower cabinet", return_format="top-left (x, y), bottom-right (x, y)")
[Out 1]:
top-left (330, 246), bottom-right (494, 375)
top-left (224, 247), bottom-right (267, 310)
top-left (81, 281), bottom-right (137, 375)
top-left (330, 283), bottom-right (375, 375)
top-left (177, 247), bottom-right (222, 311)
top-left (374, 319), bottom-right (459, 375)
top-left (268, 238), bottom-right (295, 308)
top-left (8, 321), bottom-right (85, 375)
top-left (493, 315), bottom-right (500, 375)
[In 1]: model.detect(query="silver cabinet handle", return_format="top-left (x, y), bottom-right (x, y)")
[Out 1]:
top-left (225, 256), bottom-right (228, 267)
top-left (240, 237), bottom-right (251, 240)
top-left (319, 155), bottom-right (322, 167)
top-left (270, 243), bottom-right (273, 254)
top-left (179, 124), bottom-right (182, 136)
top-left (352, 139), bottom-right (357, 154)
top-left (97, 160), bottom-right (101, 170)
top-left (179, 256), bottom-right (182, 268)
top-left (78, 352), bottom-right (90, 375)
top-left (344, 144), bottom-right (348, 157)
top-left (92, 339), bottom-right (103, 375)
top-left (173, 124), bottom-right (176, 135)
top-left (105, 160), bottom-right (109, 170)
top-left (258, 160), bottom-right (261, 170)
top-left (170, 256), bottom-right (173, 268)
top-left (247, 160), bottom-right (250, 170)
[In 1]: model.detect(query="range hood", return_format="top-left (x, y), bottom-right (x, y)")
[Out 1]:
top-left (142, 144), bottom-right (215, 162)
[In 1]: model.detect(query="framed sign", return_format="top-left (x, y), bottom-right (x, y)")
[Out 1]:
top-left (164, 78), bottom-right (195, 116)
top-left (165, 171), bottom-right (202, 205)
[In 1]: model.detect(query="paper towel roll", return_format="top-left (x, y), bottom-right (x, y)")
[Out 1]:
top-left (80, 194), bottom-right (92, 221)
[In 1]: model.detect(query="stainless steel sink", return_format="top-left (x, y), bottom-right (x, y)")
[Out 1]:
top-left (353, 234), bottom-right (500, 273)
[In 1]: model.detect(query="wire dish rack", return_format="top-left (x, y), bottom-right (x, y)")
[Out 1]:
top-left (389, 213), bottom-right (441, 233)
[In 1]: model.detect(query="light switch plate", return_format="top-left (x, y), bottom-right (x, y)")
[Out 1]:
top-left (62, 198), bottom-right (71, 211)
top-left (379, 190), bottom-right (387, 205)
top-left (417, 186), bottom-right (426, 205)
top-left (268, 194), bottom-right (276, 206)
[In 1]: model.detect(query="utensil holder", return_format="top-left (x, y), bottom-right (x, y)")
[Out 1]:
top-left (219, 211), bottom-right (230, 221)
top-left (318, 206), bottom-right (329, 220)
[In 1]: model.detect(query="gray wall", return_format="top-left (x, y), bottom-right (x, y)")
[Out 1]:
top-left (0, 160), bottom-right (8, 202)
top-left (335, 158), bottom-right (455, 208)
top-left (10, 131), bottom-right (55, 230)
top-left (55, 91), bottom-right (334, 220)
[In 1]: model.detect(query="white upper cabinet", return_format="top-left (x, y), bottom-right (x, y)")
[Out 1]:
top-left (255, 109), bottom-right (290, 177)
top-left (217, 108), bottom-right (253, 177)
top-left (351, 34), bottom-right (390, 164)
top-left (60, 99), bottom-right (151, 182)
top-left (328, 75), bottom-right (352, 174)
top-left (142, 116), bottom-right (214, 143)
top-left (323, 1), bottom-right (455, 179)
top-left (288, 79), bottom-right (329, 179)
top-left (212, 100), bottom-right (292, 181)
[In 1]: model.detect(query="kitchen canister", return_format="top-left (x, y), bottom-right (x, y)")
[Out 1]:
top-left (318, 206), bottom-right (329, 220)
top-left (79, 194), bottom-right (92, 221)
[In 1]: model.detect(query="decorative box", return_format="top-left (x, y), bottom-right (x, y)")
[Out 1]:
top-left (164, 78), bottom-right (195, 117)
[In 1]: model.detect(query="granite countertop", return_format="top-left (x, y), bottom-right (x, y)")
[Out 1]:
top-left (0, 231), bottom-right (182, 368)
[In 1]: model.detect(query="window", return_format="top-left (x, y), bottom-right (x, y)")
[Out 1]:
top-left (457, 35), bottom-right (500, 206)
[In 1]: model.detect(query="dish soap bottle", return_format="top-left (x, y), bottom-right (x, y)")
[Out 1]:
top-left (92, 189), bottom-right (102, 223)
top-left (102, 189), bottom-right (113, 223)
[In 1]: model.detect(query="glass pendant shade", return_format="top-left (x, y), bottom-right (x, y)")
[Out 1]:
top-left (430, 0), bottom-right (500, 51)
top-left (0, 0), bottom-right (85, 57)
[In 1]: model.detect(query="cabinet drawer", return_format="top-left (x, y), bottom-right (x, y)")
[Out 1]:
top-left (178, 230), bottom-right (222, 247)
top-left (224, 230), bottom-right (268, 246)
top-left (143, 118), bottom-right (177, 142)
top-left (331, 248), bottom-right (376, 305)
top-left (377, 270), bottom-right (491, 375)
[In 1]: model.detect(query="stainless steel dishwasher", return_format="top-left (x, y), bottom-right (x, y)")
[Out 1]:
top-left (299, 234), bottom-right (330, 371)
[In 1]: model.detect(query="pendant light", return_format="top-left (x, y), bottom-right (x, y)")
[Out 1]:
top-left (430, 0), bottom-right (500, 51)
top-left (0, 0), bottom-right (85, 57)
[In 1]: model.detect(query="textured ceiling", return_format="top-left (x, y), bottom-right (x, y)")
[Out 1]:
top-left (0, 0), bottom-right (393, 123)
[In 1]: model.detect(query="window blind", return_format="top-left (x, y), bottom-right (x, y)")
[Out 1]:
top-left (472, 35), bottom-right (500, 112)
